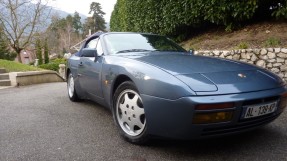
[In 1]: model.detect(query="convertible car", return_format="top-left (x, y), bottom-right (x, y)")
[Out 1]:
top-left (67, 32), bottom-right (287, 144)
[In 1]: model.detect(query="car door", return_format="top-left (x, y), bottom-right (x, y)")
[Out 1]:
top-left (78, 38), bottom-right (104, 100)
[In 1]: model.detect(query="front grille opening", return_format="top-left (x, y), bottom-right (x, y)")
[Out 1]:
top-left (201, 113), bottom-right (279, 136)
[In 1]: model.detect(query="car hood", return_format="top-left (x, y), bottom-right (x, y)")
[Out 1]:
top-left (127, 53), bottom-right (284, 95)
top-left (131, 53), bottom-right (257, 74)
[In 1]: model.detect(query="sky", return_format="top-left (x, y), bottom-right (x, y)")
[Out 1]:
top-left (49, 0), bottom-right (117, 22)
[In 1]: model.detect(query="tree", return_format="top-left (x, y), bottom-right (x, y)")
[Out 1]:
top-left (61, 15), bottom-right (74, 51)
top-left (45, 14), bottom-right (61, 55)
top-left (45, 14), bottom-right (82, 54)
top-left (0, 0), bottom-right (51, 63)
top-left (0, 28), bottom-right (16, 60)
top-left (88, 2), bottom-right (106, 32)
top-left (36, 39), bottom-right (43, 65)
top-left (82, 17), bottom-right (95, 37)
top-left (44, 39), bottom-right (49, 64)
top-left (73, 12), bottom-right (82, 33)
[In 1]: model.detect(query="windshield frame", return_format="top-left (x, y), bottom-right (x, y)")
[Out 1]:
top-left (102, 33), bottom-right (186, 55)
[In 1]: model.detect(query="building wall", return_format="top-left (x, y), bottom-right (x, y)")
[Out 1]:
top-left (195, 48), bottom-right (287, 81)
top-left (15, 50), bottom-right (36, 64)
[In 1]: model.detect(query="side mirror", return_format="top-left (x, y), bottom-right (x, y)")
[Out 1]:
top-left (81, 48), bottom-right (98, 57)
top-left (189, 49), bottom-right (194, 55)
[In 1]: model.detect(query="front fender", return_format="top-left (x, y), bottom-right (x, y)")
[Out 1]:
top-left (101, 56), bottom-right (195, 108)
top-left (121, 63), bottom-right (196, 99)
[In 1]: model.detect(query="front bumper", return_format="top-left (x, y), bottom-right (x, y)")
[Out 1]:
top-left (142, 87), bottom-right (287, 140)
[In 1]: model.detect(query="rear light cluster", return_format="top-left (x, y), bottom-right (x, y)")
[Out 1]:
top-left (193, 103), bottom-right (234, 124)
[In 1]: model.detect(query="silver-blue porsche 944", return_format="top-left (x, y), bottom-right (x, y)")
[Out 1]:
top-left (66, 32), bottom-right (287, 144)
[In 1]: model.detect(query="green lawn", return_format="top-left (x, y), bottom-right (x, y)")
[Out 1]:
top-left (0, 59), bottom-right (43, 72)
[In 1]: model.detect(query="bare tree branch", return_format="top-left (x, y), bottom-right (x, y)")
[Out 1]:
top-left (0, 0), bottom-right (52, 62)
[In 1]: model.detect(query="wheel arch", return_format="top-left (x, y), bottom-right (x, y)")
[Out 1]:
top-left (66, 68), bottom-right (71, 82)
top-left (110, 74), bottom-right (134, 107)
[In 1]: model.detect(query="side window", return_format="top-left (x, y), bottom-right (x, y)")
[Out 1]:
top-left (96, 39), bottom-right (104, 55)
top-left (86, 38), bottom-right (98, 49)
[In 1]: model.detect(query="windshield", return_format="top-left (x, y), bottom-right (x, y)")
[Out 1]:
top-left (103, 33), bottom-right (186, 54)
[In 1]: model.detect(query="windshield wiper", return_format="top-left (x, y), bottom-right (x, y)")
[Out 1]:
top-left (115, 49), bottom-right (152, 54)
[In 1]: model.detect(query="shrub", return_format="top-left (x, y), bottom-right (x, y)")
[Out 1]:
top-left (29, 61), bottom-right (35, 66)
top-left (237, 42), bottom-right (249, 49)
top-left (0, 37), bottom-right (17, 61)
top-left (0, 51), bottom-right (17, 61)
top-left (51, 58), bottom-right (67, 64)
top-left (264, 37), bottom-right (281, 47)
top-left (38, 58), bottom-right (67, 71)
top-left (39, 63), bottom-right (59, 71)
top-left (271, 2), bottom-right (287, 19)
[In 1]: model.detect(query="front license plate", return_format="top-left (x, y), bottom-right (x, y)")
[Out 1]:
top-left (243, 102), bottom-right (277, 119)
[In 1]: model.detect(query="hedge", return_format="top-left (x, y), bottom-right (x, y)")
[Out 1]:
top-left (110, 0), bottom-right (287, 39)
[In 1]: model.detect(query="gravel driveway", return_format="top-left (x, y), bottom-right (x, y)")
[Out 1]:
top-left (0, 82), bottom-right (286, 161)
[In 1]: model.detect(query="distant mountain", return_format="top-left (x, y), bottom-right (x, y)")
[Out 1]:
top-left (1, 2), bottom-right (89, 32)
top-left (2, 1), bottom-right (106, 32)
top-left (50, 8), bottom-right (88, 23)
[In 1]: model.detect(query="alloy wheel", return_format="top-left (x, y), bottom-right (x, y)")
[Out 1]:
top-left (68, 74), bottom-right (75, 98)
top-left (116, 89), bottom-right (146, 136)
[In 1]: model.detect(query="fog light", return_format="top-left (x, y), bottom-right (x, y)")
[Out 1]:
top-left (192, 111), bottom-right (233, 124)
top-left (195, 103), bottom-right (234, 110)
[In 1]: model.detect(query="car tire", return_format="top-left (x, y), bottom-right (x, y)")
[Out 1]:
top-left (67, 72), bottom-right (80, 102)
top-left (113, 81), bottom-right (149, 144)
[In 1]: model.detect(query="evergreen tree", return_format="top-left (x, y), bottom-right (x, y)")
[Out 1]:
top-left (36, 39), bottom-right (43, 65)
top-left (73, 12), bottom-right (82, 33)
top-left (44, 39), bottom-right (49, 64)
top-left (89, 2), bottom-right (106, 32)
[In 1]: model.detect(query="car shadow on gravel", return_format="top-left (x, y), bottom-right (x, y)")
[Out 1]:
top-left (144, 126), bottom-right (285, 156)
top-left (78, 100), bottom-right (111, 111)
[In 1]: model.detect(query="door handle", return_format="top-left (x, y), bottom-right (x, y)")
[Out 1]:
top-left (78, 62), bottom-right (83, 66)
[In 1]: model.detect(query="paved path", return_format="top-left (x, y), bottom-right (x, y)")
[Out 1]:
top-left (0, 86), bottom-right (12, 90)
top-left (0, 82), bottom-right (286, 161)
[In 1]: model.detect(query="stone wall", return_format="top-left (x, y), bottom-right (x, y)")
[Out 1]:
top-left (194, 48), bottom-right (287, 81)
top-left (9, 71), bottom-right (65, 86)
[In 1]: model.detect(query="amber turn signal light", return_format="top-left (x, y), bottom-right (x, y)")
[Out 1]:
top-left (192, 111), bottom-right (233, 124)
top-left (195, 103), bottom-right (234, 110)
